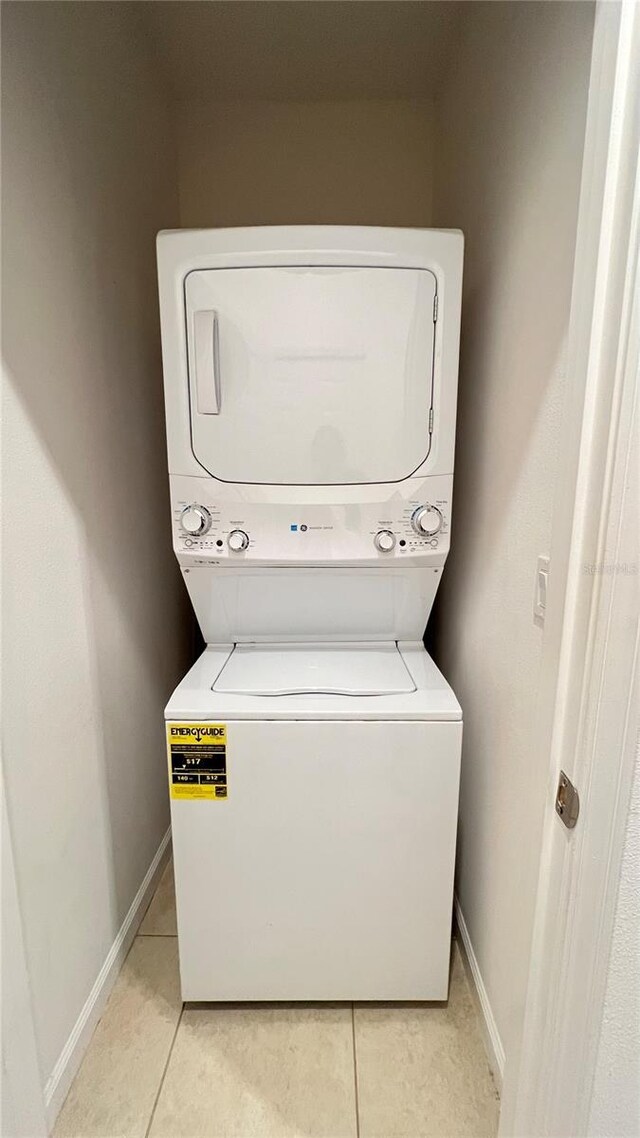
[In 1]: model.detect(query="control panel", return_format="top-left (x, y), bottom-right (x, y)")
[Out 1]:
top-left (171, 476), bottom-right (452, 566)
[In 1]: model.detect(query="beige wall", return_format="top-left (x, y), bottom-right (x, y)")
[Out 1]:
top-left (1, 0), bottom-right (189, 1099)
top-left (1, 0), bottom-right (600, 1116)
top-left (432, 0), bottom-right (594, 1079)
top-left (176, 98), bottom-right (435, 228)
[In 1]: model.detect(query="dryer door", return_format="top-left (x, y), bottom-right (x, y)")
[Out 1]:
top-left (185, 266), bottom-right (436, 485)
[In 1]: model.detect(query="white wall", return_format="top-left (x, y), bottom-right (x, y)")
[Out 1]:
top-left (431, 0), bottom-right (594, 1074)
top-left (588, 752), bottom-right (640, 1136)
top-left (588, 311), bottom-right (640, 1133)
top-left (176, 98), bottom-right (435, 228)
top-left (1, 0), bottom-right (190, 1110)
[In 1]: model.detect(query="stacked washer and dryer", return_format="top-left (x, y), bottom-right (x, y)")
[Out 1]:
top-left (157, 227), bottom-right (463, 1001)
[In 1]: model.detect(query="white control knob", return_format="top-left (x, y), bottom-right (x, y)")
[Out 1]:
top-left (374, 529), bottom-right (396, 553)
top-left (180, 504), bottom-right (211, 536)
top-left (411, 504), bottom-right (443, 537)
top-left (227, 529), bottom-right (249, 552)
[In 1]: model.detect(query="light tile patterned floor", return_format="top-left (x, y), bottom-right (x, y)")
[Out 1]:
top-left (55, 859), bottom-right (500, 1138)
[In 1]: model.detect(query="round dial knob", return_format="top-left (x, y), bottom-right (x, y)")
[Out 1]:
top-left (227, 529), bottom-right (249, 553)
top-left (180, 504), bottom-right (211, 536)
top-left (411, 504), bottom-right (443, 537)
top-left (374, 529), bottom-right (396, 553)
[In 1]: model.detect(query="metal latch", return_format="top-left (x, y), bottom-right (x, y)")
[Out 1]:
top-left (555, 771), bottom-right (580, 829)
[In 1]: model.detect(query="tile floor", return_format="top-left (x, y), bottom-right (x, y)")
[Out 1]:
top-left (54, 860), bottom-right (500, 1138)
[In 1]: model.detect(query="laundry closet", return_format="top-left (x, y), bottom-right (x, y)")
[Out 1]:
top-left (2, 0), bottom-right (597, 1130)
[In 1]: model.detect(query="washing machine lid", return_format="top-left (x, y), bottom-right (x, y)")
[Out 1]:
top-left (212, 642), bottom-right (417, 697)
top-left (185, 265), bottom-right (436, 485)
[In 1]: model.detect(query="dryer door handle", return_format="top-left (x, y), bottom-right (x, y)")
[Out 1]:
top-left (193, 309), bottom-right (221, 415)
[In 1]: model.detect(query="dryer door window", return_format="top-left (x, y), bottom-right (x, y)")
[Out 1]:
top-left (185, 265), bottom-right (436, 485)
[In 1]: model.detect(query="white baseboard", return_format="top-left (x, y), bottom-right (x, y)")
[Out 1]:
top-left (455, 896), bottom-right (505, 1091)
top-left (43, 828), bottom-right (172, 1128)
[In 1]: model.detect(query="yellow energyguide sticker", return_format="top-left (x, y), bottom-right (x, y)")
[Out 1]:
top-left (166, 722), bottom-right (228, 801)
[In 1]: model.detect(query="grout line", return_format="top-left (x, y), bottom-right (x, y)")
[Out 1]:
top-left (351, 1003), bottom-right (361, 1138)
top-left (144, 1003), bottom-right (184, 1138)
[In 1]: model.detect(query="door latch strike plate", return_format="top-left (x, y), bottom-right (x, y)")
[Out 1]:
top-left (555, 770), bottom-right (580, 829)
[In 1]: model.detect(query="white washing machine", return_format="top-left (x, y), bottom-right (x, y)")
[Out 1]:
top-left (157, 226), bottom-right (464, 1001)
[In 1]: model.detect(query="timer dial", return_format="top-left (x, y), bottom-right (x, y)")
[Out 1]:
top-left (374, 530), bottom-right (396, 553)
top-left (180, 504), bottom-right (211, 536)
top-left (411, 505), bottom-right (443, 537)
top-left (227, 529), bottom-right (249, 552)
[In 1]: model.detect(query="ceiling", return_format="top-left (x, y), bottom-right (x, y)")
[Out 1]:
top-left (139, 1), bottom-right (461, 103)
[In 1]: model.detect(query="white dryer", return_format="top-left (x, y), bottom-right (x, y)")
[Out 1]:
top-left (157, 226), bottom-right (464, 1001)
